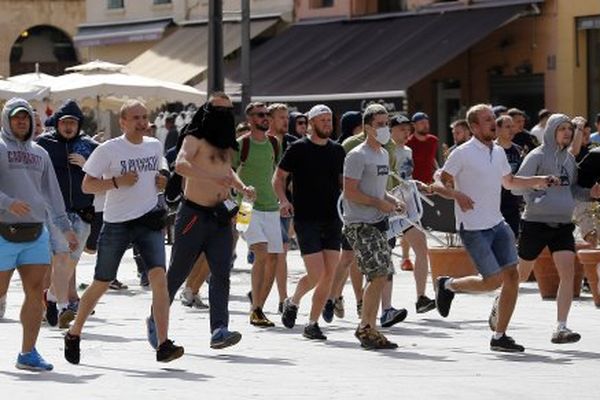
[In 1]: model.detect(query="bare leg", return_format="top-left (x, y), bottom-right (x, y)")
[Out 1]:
top-left (361, 276), bottom-right (385, 328)
top-left (148, 267), bottom-right (170, 345)
top-left (69, 280), bottom-right (110, 336)
top-left (404, 228), bottom-right (430, 297)
top-left (257, 254), bottom-right (277, 308)
top-left (0, 270), bottom-right (14, 298)
top-left (250, 243), bottom-right (268, 310)
top-left (16, 265), bottom-right (48, 353)
top-left (275, 244), bottom-right (289, 304)
top-left (49, 253), bottom-right (72, 305)
top-left (517, 258), bottom-right (535, 283)
top-left (330, 249), bottom-right (354, 299)
top-left (349, 260), bottom-right (364, 303)
top-left (494, 267), bottom-right (520, 333)
top-left (381, 278), bottom-right (393, 310)
top-left (553, 251), bottom-right (575, 323)
top-left (186, 254), bottom-right (210, 294)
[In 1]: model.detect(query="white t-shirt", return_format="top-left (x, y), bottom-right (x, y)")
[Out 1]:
top-left (83, 135), bottom-right (163, 223)
top-left (394, 145), bottom-right (414, 180)
top-left (442, 137), bottom-right (511, 230)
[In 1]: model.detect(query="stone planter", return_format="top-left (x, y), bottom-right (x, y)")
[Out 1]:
top-left (576, 249), bottom-right (600, 308)
top-left (429, 247), bottom-right (478, 281)
top-left (533, 243), bottom-right (591, 300)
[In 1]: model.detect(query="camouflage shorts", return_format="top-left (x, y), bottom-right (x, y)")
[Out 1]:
top-left (343, 222), bottom-right (394, 281)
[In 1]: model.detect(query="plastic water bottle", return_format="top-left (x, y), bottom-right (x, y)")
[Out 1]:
top-left (236, 199), bottom-right (254, 232)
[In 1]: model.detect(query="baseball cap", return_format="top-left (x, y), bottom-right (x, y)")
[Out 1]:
top-left (411, 112), bottom-right (429, 122)
top-left (9, 106), bottom-right (29, 117)
top-left (390, 114), bottom-right (411, 127)
top-left (58, 114), bottom-right (80, 121)
top-left (307, 104), bottom-right (332, 120)
top-left (165, 112), bottom-right (178, 121)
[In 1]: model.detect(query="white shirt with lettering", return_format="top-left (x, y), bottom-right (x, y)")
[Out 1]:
top-left (442, 137), bottom-right (511, 231)
top-left (83, 135), bottom-right (163, 223)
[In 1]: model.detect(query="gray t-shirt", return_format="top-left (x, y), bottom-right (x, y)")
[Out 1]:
top-left (343, 142), bottom-right (389, 224)
top-left (394, 145), bottom-right (413, 180)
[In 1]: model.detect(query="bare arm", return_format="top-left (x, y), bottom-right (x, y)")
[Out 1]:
top-left (502, 174), bottom-right (550, 190)
top-left (82, 172), bottom-right (137, 194)
top-left (431, 171), bottom-right (475, 212)
top-left (273, 167), bottom-right (293, 216)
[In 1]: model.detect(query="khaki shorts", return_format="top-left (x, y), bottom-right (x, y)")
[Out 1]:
top-left (343, 222), bottom-right (394, 281)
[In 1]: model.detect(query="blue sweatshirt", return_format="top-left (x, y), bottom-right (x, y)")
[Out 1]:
top-left (36, 100), bottom-right (98, 211)
top-left (0, 98), bottom-right (71, 232)
top-left (512, 113), bottom-right (590, 224)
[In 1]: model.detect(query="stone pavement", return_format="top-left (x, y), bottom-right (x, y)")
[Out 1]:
top-left (1, 240), bottom-right (600, 400)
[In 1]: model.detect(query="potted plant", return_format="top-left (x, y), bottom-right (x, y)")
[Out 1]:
top-left (575, 202), bottom-right (600, 307)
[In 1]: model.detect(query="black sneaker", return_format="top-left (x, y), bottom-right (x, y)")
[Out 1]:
top-left (278, 301), bottom-right (283, 314)
top-left (322, 299), bottom-right (335, 323)
top-left (490, 334), bottom-right (525, 353)
top-left (415, 295), bottom-right (436, 314)
top-left (281, 298), bottom-right (298, 329)
top-left (46, 300), bottom-right (58, 327)
top-left (380, 307), bottom-right (408, 328)
top-left (435, 276), bottom-right (455, 318)
top-left (156, 339), bottom-right (184, 362)
top-left (64, 332), bottom-right (81, 364)
top-left (303, 322), bottom-right (327, 340)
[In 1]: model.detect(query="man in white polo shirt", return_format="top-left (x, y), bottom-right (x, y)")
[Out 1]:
top-left (433, 104), bottom-right (554, 353)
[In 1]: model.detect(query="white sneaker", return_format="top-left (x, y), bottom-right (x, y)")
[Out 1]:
top-left (179, 289), bottom-right (194, 307)
top-left (0, 294), bottom-right (6, 319)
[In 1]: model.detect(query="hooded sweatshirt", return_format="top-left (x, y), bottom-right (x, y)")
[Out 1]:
top-left (0, 98), bottom-right (70, 232)
top-left (37, 100), bottom-right (98, 211)
top-left (512, 113), bottom-right (589, 224)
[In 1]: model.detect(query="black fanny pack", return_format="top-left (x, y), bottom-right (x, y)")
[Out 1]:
top-left (183, 199), bottom-right (238, 227)
top-left (128, 205), bottom-right (169, 231)
top-left (73, 206), bottom-right (95, 224)
top-left (0, 222), bottom-right (43, 243)
top-left (372, 218), bottom-right (390, 233)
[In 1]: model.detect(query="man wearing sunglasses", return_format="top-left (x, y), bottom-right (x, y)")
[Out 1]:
top-left (234, 102), bottom-right (284, 328)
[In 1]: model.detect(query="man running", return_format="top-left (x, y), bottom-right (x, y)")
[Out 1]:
top-left (156, 92), bottom-right (253, 349)
top-left (433, 104), bottom-right (554, 352)
top-left (275, 104), bottom-right (345, 340)
top-left (0, 98), bottom-right (77, 371)
top-left (64, 100), bottom-right (183, 364)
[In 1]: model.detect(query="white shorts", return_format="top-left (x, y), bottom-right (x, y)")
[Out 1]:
top-left (242, 210), bottom-right (284, 254)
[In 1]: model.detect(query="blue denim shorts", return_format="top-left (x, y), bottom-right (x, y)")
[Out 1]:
top-left (94, 221), bottom-right (165, 282)
top-left (0, 226), bottom-right (51, 271)
top-left (459, 221), bottom-right (518, 278)
top-left (48, 212), bottom-right (90, 260)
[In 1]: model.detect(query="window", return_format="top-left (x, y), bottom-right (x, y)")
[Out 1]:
top-left (310, 0), bottom-right (334, 9)
top-left (107, 0), bottom-right (124, 9)
top-left (378, 0), bottom-right (406, 13)
top-left (153, 0), bottom-right (172, 4)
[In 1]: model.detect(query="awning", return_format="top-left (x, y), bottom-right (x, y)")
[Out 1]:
top-left (126, 16), bottom-right (279, 85)
top-left (225, 3), bottom-right (539, 100)
top-left (74, 18), bottom-right (174, 47)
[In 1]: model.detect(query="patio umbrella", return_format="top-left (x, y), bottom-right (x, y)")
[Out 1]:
top-left (49, 60), bottom-right (206, 110)
top-left (0, 79), bottom-right (49, 102)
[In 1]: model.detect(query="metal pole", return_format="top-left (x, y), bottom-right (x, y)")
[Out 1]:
top-left (241, 0), bottom-right (251, 111)
top-left (208, 0), bottom-right (224, 93)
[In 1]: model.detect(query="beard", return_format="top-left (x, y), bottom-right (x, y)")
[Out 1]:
top-left (314, 127), bottom-right (332, 139)
top-left (255, 121), bottom-right (269, 132)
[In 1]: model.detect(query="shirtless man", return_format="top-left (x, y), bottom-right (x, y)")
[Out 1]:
top-left (150, 93), bottom-right (254, 349)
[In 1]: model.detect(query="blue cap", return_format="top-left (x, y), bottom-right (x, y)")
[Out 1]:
top-left (411, 112), bottom-right (429, 122)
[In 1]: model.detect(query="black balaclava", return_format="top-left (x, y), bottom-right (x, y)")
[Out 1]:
top-left (185, 102), bottom-right (238, 150)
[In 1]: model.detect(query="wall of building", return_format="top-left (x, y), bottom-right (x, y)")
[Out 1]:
top-left (0, 0), bottom-right (85, 77)
top-left (553, 0), bottom-right (600, 117)
top-left (86, 0), bottom-right (293, 24)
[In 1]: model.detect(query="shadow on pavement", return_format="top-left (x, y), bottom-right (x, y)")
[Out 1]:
top-left (188, 353), bottom-right (295, 366)
top-left (0, 370), bottom-right (102, 384)
top-left (79, 364), bottom-right (213, 381)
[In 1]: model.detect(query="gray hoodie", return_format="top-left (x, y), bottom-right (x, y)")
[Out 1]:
top-left (512, 113), bottom-right (589, 224)
top-left (0, 98), bottom-right (70, 232)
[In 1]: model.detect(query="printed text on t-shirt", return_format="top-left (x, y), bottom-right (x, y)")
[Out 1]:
top-left (120, 156), bottom-right (159, 174)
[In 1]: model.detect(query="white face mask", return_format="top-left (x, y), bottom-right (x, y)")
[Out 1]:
top-left (375, 126), bottom-right (391, 145)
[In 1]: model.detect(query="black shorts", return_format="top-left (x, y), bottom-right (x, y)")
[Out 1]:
top-left (518, 221), bottom-right (575, 261)
top-left (341, 231), bottom-right (353, 251)
top-left (294, 218), bottom-right (342, 256)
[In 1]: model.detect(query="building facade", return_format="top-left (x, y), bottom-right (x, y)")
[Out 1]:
top-left (0, 0), bottom-right (85, 77)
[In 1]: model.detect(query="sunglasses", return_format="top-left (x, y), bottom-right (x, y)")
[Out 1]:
top-left (251, 112), bottom-right (268, 118)
top-left (296, 120), bottom-right (307, 125)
